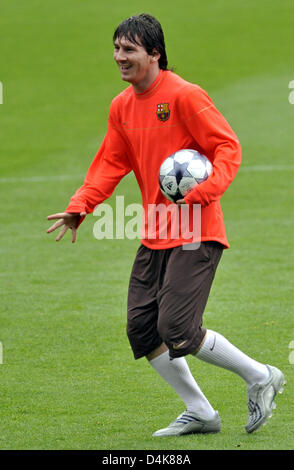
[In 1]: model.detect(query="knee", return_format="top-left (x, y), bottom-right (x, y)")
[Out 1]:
top-left (157, 312), bottom-right (205, 357)
top-left (127, 312), bottom-right (162, 359)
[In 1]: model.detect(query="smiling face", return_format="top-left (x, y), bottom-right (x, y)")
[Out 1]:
top-left (113, 35), bottom-right (160, 93)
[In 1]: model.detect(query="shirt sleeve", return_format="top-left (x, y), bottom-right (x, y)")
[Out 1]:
top-left (178, 86), bottom-right (242, 207)
top-left (65, 104), bottom-right (132, 215)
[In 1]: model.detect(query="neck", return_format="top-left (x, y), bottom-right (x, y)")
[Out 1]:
top-left (132, 67), bottom-right (161, 94)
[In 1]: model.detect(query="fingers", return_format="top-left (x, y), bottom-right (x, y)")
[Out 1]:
top-left (47, 212), bottom-right (67, 220)
top-left (46, 219), bottom-right (65, 234)
top-left (46, 211), bottom-right (85, 242)
top-left (55, 225), bottom-right (69, 242)
top-left (176, 199), bottom-right (186, 205)
top-left (47, 219), bottom-right (75, 242)
top-left (71, 227), bottom-right (77, 243)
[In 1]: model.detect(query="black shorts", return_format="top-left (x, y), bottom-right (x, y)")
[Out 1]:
top-left (127, 241), bottom-right (223, 359)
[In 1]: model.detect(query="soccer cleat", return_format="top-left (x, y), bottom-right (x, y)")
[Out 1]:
top-left (152, 410), bottom-right (221, 437)
top-left (245, 365), bottom-right (286, 433)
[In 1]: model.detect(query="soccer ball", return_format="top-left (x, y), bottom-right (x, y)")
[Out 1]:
top-left (159, 149), bottom-right (213, 202)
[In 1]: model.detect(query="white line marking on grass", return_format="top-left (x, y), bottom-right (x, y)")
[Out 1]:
top-left (0, 174), bottom-right (84, 183)
top-left (239, 165), bottom-right (294, 172)
top-left (0, 165), bottom-right (294, 184)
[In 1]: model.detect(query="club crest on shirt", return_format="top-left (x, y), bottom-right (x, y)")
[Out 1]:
top-left (156, 103), bottom-right (170, 122)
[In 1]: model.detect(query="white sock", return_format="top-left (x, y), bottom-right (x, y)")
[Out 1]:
top-left (149, 350), bottom-right (216, 419)
top-left (194, 329), bottom-right (270, 388)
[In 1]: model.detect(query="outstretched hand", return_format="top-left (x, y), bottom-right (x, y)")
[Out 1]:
top-left (46, 212), bottom-right (87, 243)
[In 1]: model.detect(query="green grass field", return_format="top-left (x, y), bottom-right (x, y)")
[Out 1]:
top-left (1, 0), bottom-right (294, 451)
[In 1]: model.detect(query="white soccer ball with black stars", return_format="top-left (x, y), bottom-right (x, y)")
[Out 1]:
top-left (159, 149), bottom-right (213, 202)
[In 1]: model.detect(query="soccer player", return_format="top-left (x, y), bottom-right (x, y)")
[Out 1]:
top-left (47, 14), bottom-right (285, 436)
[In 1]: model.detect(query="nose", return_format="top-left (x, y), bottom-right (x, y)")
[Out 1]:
top-left (114, 47), bottom-right (127, 63)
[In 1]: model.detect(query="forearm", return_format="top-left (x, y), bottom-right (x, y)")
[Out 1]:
top-left (65, 122), bottom-right (132, 214)
top-left (185, 138), bottom-right (242, 206)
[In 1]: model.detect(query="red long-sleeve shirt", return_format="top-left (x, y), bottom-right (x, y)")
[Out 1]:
top-left (66, 70), bottom-right (242, 249)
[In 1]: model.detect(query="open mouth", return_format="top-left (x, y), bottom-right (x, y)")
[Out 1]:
top-left (119, 64), bottom-right (132, 71)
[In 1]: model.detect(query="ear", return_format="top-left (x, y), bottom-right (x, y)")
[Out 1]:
top-left (151, 48), bottom-right (161, 63)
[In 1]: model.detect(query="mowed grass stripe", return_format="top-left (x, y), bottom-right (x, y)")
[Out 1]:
top-left (1, 164), bottom-right (294, 184)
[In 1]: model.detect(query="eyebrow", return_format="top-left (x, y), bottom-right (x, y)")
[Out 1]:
top-left (114, 41), bottom-right (139, 51)
top-left (114, 34), bottom-right (142, 47)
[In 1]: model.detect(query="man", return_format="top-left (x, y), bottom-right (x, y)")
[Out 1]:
top-left (47, 14), bottom-right (285, 436)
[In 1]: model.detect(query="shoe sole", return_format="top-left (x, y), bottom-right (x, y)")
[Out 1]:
top-left (153, 427), bottom-right (220, 437)
top-left (153, 415), bottom-right (221, 437)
